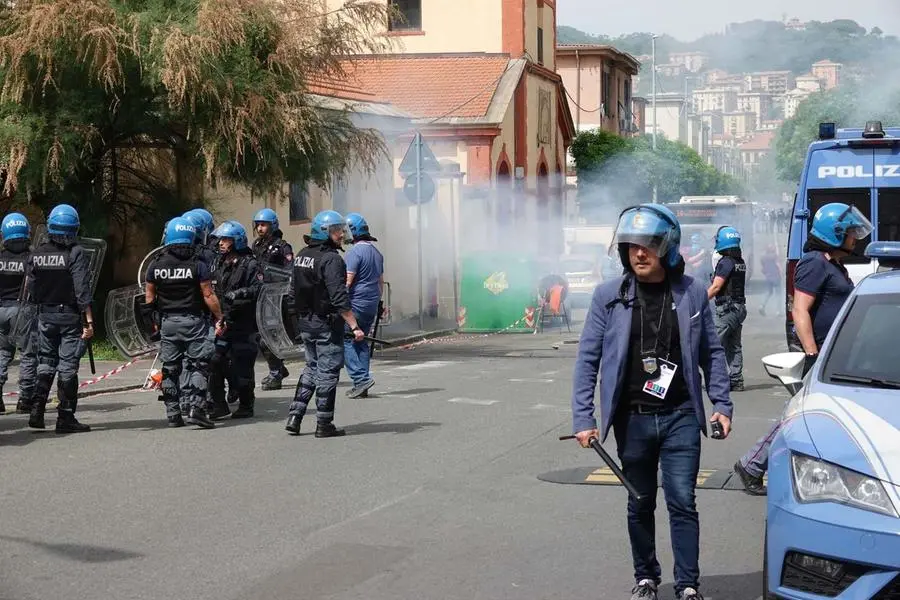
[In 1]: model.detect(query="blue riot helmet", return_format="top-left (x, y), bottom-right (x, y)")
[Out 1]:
top-left (163, 217), bottom-right (197, 247)
top-left (47, 204), bottom-right (80, 236)
top-left (184, 208), bottom-right (215, 237)
top-left (714, 226), bottom-right (741, 252)
top-left (212, 220), bottom-right (248, 252)
top-left (810, 202), bottom-right (874, 248)
top-left (611, 203), bottom-right (682, 268)
top-left (182, 212), bottom-right (207, 244)
top-left (309, 210), bottom-right (345, 242)
top-left (253, 208), bottom-right (279, 232)
top-left (1, 212), bottom-right (30, 242)
top-left (345, 212), bottom-right (372, 240)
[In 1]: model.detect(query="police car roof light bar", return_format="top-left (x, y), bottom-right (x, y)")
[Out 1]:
top-left (863, 121), bottom-right (886, 139)
top-left (818, 122), bottom-right (836, 140)
top-left (864, 241), bottom-right (900, 260)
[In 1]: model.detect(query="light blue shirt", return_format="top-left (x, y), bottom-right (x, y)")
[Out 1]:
top-left (345, 241), bottom-right (384, 315)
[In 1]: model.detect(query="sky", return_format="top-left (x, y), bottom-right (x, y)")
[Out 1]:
top-left (557, 0), bottom-right (900, 40)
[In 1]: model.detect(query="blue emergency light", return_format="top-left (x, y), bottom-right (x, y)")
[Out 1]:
top-left (865, 241), bottom-right (900, 269)
top-left (818, 122), bottom-right (836, 140)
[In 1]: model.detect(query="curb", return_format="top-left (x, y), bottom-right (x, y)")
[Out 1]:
top-left (80, 383), bottom-right (145, 399)
top-left (381, 327), bottom-right (458, 348)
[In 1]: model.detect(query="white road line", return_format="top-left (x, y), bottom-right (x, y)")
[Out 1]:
top-left (531, 403), bottom-right (569, 413)
top-left (395, 361), bottom-right (455, 371)
top-left (447, 397), bottom-right (499, 406)
top-left (509, 378), bottom-right (554, 383)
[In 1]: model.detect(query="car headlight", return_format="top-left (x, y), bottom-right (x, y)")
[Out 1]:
top-left (791, 453), bottom-right (897, 517)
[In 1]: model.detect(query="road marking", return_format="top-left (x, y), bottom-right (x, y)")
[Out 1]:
top-left (447, 397), bottom-right (498, 406)
top-left (531, 403), bottom-right (569, 412)
top-left (509, 378), bottom-right (554, 383)
top-left (540, 370), bottom-right (559, 376)
top-left (395, 361), bottom-right (455, 371)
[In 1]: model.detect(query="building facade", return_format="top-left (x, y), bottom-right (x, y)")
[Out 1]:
top-left (668, 51), bottom-right (710, 73)
top-left (646, 92), bottom-right (687, 144)
top-left (811, 60), bottom-right (842, 90)
top-left (783, 88), bottom-right (812, 119)
top-left (745, 71), bottom-right (795, 95)
top-left (723, 111), bottom-right (756, 139)
top-left (556, 44), bottom-right (641, 135)
top-left (737, 91), bottom-right (773, 129)
top-left (692, 88), bottom-right (738, 114)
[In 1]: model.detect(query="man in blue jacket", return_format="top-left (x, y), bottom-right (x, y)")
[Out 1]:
top-left (571, 204), bottom-right (733, 600)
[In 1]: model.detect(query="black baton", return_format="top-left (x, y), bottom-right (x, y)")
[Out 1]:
top-left (83, 313), bottom-right (96, 375)
top-left (370, 300), bottom-right (384, 356)
top-left (346, 332), bottom-right (394, 347)
top-left (560, 435), bottom-right (643, 501)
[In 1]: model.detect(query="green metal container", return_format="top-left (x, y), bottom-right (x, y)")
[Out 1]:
top-left (458, 254), bottom-right (538, 333)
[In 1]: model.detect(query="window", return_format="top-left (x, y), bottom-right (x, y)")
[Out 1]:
top-left (807, 189), bottom-right (872, 264)
top-left (823, 294), bottom-right (900, 386)
top-left (877, 189), bottom-right (900, 241)
top-left (388, 0), bottom-right (421, 31)
top-left (601, 69), bottom-right (611, 117)
top-left (289, 181), bottom-right (309, 222)
top-left (537, 27), bottom-right (544, 64)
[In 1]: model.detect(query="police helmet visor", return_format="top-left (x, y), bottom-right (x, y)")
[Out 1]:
top-left (609, 208), bottom-right (678, 259)
top-left (840, 206), bottom-right (874, 241)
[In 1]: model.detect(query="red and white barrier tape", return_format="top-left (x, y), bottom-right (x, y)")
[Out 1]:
top-left (1, 358), bottom-right (143, 397)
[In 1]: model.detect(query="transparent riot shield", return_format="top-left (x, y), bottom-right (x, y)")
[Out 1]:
top-left (256, 280), bottom-right (304, 360)
top-left (138, 245), bottom-right (165, 287)
top-left (260, 263), bottom-right (292, 284)
top-left (14, 232), bottom-right (108, 349)
top-left (104, 284), bottom-right (159, 358)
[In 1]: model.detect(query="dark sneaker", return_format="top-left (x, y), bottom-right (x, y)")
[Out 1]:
top-left (261, 377), bottom-right (283, 391)
top-left (630, 579), bottom-right (658, 600)
top-left (315, 423), bottom-right (346, 438)
top-left (16, 400), bottom-right (33, 414)
top-left (734, 461), bottom-right (767, 496)
top-left (55, 415), bottom-right (91, 434)
top-left (227, 388), bottom-right (239, 404)
top-left (285, 415), bottom-right (301, 435)
top-left (230, 405), bottom-right (254, 419)
top-left (188, 407), bottom-right (215, 429)
top-left (168, 415), bottom-right (185, 428)
top-left (347, 379), bottom-right (375, 399)
top-left (677, 587), bottom-right (704, 600)
top-left (279, 365), bottom-right (289, 378)
top-left (730, 381), bottom-right (744, 392)
top-left (28, 410), bottom-right (45, 430)
top-left (210, 402), bottom-right (231, 421)
top-left (0, 398), bottom-right (6, 414)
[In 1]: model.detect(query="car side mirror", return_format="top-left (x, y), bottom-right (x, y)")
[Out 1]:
top-left (762, 352), bottom-right (805, 396)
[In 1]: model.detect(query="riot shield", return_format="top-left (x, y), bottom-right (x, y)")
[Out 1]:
top-left (256, 280), bottom-right (304, 360)
top-left (138, 245), bottom-right (165, 287)
top-left (104, 284), bottom-right (159, 358)
top-left (260, 263), bottom-right (292, 283)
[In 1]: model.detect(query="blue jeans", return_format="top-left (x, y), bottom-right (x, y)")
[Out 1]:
top-left (344, 310), bottom-right (376, 387)
top-left (613, 406), bottom-right (701, 594)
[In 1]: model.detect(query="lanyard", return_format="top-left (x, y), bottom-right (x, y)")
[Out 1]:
top-left (637, 286), bottom-right (671, 362)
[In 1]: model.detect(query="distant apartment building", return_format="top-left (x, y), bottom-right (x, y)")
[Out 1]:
top-left (699, 111), bottom-right (725, 136)
top-left (704, 69), bottom-right (729, 85)
top-left (646, 92), bottom-right (687, 144)
top-left (717, 75), bottom-right (748, 93)
top-left (740, 131), bottom-right (776, 179)
top-left (687, 115), bottom-right (711, 160)
top-left (668, 51), bottom-right (710, 73)
top-left (812, 60), bottom-right (842, 89)
top-left (738, 91), bottom-right (773, 129)
top-left (784, 88), bottom-right (813, 119)
top-left (759, 119), bottom-right (784, 132)
top-left (692, 87), bottom-right (738, 114)
top-left (745, 71), bottom-right (795, 94)
top-left (557, 44), bottom-right (641, 135)
top-left (723, 111), bottom-right (756, 139)
top-left (709, 135), bottom-right (743, 178)
top-left (796, 73), bottom-right (823, 92)
top-left (658, 62), bottom-right (687, 77)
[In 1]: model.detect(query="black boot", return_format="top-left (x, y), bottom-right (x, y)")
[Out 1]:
top-left (261, 376), bottom-right (283, 391)
top-left (16, 399), bottom-right (33, 414)
top-left (210, 401), bottom-right (231, 421)
top-left (227, 388), bottom-right (239, 404)
top-left (231, 389), bottom-right (254, 419)
top-left (285, 415), bottom-right (301, 435)
top-left (188, 406), bottom-right (215, 429)
top-left (279, 365), bottom-right (289, 378)
top-left (0, 396), bottom-right (5, 414)
top-left (29, 403), bottom-right (46, 429)
top-left (168, 414), bottom-right (185, 427)
top-left (315, 423), bottom-right (346, 438)
top-left (55, 412), bottom-right (91, 434)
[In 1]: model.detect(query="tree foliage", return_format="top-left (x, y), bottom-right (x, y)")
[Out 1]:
top-left (0, 0), bottom-right (392, 240)
top-left (570, 129), bottom-right (744, 222)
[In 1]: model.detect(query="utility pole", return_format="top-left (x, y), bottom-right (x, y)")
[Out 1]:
top-left (651, 34), bottom-right (658, 203)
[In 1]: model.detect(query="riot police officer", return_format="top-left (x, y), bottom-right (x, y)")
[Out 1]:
top-left (27, 204), bottom-right (95, 433)
top-left (144, 217), bottom-right (224, 428)
top-left (707, 226), bottom-right (747, 392)
top-left (251, 208), bottom-right (293, 391)
top-left (208, 221), bottom-right (263, 420)
top-left (0, 213), bottom-right (36, 414)
top-left (183, 210), bottom-right (217, 268)
top-left (285, 210), bottom-right (364, 438)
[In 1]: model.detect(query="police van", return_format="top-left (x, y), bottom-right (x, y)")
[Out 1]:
top-left (786, 121), bottom-right (900, 350)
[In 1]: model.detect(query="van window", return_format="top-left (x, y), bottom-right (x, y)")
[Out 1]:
top-left (877, 189), bottom-right (900, 242)
top-left (806, 189), bottom-right (872, 264)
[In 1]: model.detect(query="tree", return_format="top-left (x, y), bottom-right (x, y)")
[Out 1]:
top-left (570, 130), bottom-right (744, 222)
top-left (0, 0), bottom-right (392, 242)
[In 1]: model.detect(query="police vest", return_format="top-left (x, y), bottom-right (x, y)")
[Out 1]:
top-left (30, 242), bottom-right (76, 306)
top-left (292, 245), bottom-right (335, 317)
top-left (0, 247), bottom-right (28, 301)
top-left (254, 236), bottom-right (291, 266)
top-left (715, 256), bottom-right (747, 305)
top-left (151, 251), bottom-right (204, 314)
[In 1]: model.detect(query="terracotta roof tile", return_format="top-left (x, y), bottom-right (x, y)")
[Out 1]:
top-left (341, 54), bottom-right (512, 119)
top-left (740, 131), bottom-right (776, 151)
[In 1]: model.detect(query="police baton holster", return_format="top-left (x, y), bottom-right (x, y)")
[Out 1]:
top-left (559, 435), bottom-right (643, 501)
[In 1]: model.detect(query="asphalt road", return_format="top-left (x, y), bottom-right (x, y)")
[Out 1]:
top-left (0, 292), bottom-right (787, 600)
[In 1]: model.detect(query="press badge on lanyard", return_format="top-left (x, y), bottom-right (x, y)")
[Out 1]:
top-left (643, 358), bottom-right (678, 400)
top-left (638, 292), bottom-right (677, 400)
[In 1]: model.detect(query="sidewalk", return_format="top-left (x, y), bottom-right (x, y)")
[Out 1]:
top-left (2, 317), bottom-right (460, 402)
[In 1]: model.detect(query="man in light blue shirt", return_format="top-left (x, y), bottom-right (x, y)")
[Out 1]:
top-left (343, 213), bottom-right (384, 398)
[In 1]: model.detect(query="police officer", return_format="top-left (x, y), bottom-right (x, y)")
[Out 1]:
top-left (572, 204), bottom-right (732, 600)
top-left (706, 226), bottom-right (747, 392)
top-left (144, 216), bottom-right (224, 428)
top-left (208, 221), bottom-right (263, 420)
top-left (251, 208), bottom-right (293, 391)
top-left (285, 210), bottom-right (364, 438)
top-left (682, 233), bottom-right (713, 283)
top-left (183, 210), bottom-right (217, 268)
top-left (27, 204), bottom-right (95, 433)
top-left (733, 202), bottom-right (871, 495)
top-left (343, 213), bottom-right (383, 398)
top-left (0, 213), bottom-right (36, 414)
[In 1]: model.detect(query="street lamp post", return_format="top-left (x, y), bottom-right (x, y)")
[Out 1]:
top-left (651, 34), bottom-right (659, 203)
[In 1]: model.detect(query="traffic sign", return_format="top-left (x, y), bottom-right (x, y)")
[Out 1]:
top-left (403, 172), bottom-right (436, 204)
top-left (399, 133), bottom-right (442, 175)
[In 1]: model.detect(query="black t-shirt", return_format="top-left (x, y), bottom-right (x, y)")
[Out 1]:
top-left (623, 280), bottom-right (690, 408)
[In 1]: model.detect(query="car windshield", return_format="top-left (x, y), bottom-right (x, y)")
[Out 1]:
top-left (561, 260), bottom-right (596, 273)
top-left (823, 292), bottom-right (900, 387)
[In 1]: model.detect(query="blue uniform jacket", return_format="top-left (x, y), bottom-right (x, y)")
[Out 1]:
top-left (571, 273), bottom-right (733, 441)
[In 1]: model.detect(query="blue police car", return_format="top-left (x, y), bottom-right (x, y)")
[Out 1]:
top-left (761, 242), bottom-right (900, 599)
